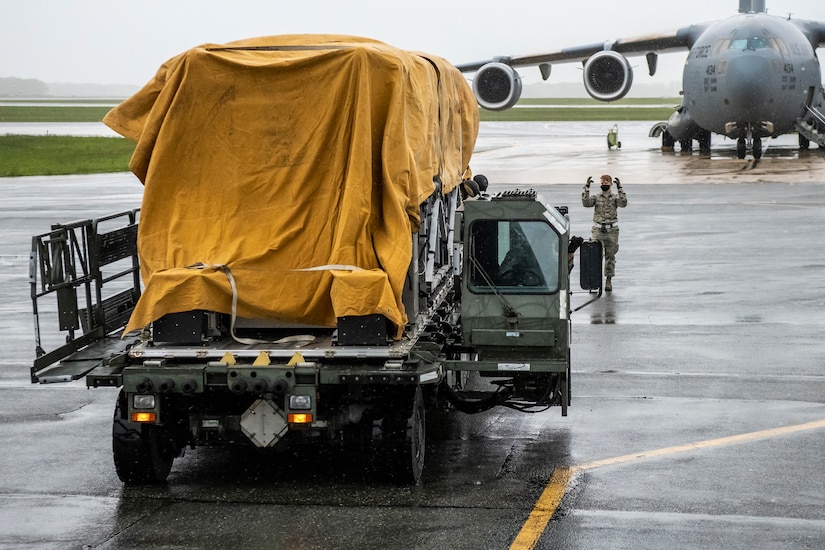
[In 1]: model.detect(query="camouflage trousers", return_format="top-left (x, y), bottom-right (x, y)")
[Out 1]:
top-left (590, 226), bottom-right (620, 277)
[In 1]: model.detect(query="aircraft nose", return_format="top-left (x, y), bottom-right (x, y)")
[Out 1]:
top-left (724, 55), bottom-right (773, 118)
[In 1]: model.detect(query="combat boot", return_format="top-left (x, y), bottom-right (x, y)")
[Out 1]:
top-left (605, 277), bottom-right (612, 291)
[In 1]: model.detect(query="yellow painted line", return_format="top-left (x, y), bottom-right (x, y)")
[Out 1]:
top-left (576, 418), bottom-right (825, 471)
top-left (509, 418), bottom-right (825, 550)
top-left (509, 467), bottom-right (573, 550)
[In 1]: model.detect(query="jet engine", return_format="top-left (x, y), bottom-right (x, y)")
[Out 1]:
top-left (583, 51), bottom-right (633, 102)
top-left (471, 62), bottom-right (522, 111)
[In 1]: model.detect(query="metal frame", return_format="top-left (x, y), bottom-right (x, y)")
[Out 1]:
top-left (30, 209), bottom-right (141, 382)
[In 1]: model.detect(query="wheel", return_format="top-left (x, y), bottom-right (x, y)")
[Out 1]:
top-left (753, 137), bottom-right (763, 159)
top-left (112, 391), bottom-right (176, 484)
top-left (737, 138), bottom-right (746, 159)
top-left (799, 134), bottom-right (810, 150)
top-left (337, 412), bottom-right (376, 473)
top-left (382, 386), bottom-right (425, 484)
top-left (661, 131), bottom-right (675, 152)
top-left (698, 130), bottom-right (711, 154)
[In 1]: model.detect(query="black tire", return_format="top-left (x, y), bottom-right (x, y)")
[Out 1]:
top-left (753, 137), bottom-right (763, 159)
top-left (382, 386), bottom-right (425, 484)
top-left (737, 138), bottom-right (747, 159)
top-left (698, 130), bottom-right (711, 154)
top-left (112, 391), bottom-right (175, 484)
top-left (661, 131), bottom-right (675, 151)
top-left (799, 134), bottom-right (810, 150)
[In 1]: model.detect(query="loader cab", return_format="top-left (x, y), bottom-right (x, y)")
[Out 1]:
top-left (459, 190), bottom-right (570, 354)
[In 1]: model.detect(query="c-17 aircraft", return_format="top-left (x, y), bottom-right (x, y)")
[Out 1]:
top-left (456, 0), bottom-right (825, 159)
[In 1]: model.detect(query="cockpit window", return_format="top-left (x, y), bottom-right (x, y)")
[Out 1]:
top-left (768, 37), bottom-right (790, 56)
top-left (716, 35), bottom-right (787, 55)
top-left (731, 37), bottom-right (761, 49)
top-left (469, 220), bottom-right (560, 293)
top-left (712, 39), bottom-right (731, 56)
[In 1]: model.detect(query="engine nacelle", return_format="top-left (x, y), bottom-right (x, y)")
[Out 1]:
top-left (472, 62), bottom-right (522, 111)
top-left (583, 51), bottom-right (633, 102)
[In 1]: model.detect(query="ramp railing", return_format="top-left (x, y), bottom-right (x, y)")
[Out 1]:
top-left (30, 209), bottom-right (141, 382)
top-left (804, 104), bottom-right (825, 128)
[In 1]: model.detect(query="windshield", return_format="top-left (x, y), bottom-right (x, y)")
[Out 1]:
top-left (469, 220), bottom-right (560, 293)
top-left (719, 33), bottom-right (787, 53)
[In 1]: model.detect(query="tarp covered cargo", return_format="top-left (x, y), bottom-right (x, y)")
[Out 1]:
top-left (104, 34), bottom-right (479, 338)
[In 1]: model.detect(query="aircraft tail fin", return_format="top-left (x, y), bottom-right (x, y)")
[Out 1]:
top-left (739, 0), bottom-right (766, 13)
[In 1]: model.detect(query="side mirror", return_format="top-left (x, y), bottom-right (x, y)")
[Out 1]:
top-left (579, 240), bottom-right (603, 290)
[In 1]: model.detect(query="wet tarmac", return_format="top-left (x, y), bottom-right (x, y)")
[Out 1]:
top-left (1, 122), bottom-right (825, 549)
top-left (0, 122), bottom-right (120, 137)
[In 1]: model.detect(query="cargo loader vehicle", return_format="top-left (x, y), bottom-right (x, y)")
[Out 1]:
top-left (29, 35), bottom-right (602, 484)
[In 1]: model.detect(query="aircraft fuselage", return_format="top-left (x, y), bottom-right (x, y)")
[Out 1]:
top-left (683, 13), bottom-right (822, 139)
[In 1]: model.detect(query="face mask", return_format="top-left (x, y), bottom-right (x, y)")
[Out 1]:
top-left (600, 185), bottom-right (611, 192)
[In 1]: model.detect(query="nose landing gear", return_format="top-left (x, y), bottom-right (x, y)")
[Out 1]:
top-left (736, 135), bottom-right (762, 160)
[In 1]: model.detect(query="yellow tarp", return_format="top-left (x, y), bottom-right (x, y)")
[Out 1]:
top-left (104, 35), bottom-right (479, 338)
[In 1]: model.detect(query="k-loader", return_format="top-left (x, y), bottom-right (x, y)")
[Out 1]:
top-left (29, 35), bottom-right (602, 484)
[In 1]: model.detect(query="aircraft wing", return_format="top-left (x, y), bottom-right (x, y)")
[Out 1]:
top-left (455, 24), bottom-right (712, 109)
top-left (793, 19), bottom-right (825, 48)
top-left (455, 24), bottom-right (710, 73)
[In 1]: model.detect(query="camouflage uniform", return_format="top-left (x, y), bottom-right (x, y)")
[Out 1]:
top-left (582, 184), bottom-right (627, 279)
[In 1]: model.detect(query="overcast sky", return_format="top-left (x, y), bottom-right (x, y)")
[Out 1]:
top-left (3, 0), bottom-right (825, 89)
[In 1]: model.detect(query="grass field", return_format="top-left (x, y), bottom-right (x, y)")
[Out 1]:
top-left (0, 135), bottom-right (133, 177)
top-left (0, 105), bottom-right (114, 123)
top-left (479, 106), bottom-right (677, 121)
top-left (479, 97), bottom-right (680, 121)
top-left (0, 97), bottom-right (680, 176)
top-left (0, 100), bottom-right (130, 176)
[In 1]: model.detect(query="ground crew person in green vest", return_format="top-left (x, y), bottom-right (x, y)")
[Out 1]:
top-left (582, 174), bottom-right (627, 291)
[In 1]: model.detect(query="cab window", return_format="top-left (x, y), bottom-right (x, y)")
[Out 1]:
top-left (469, 220), bottom-right (560, 293)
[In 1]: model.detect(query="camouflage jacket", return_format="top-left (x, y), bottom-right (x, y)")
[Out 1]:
top-left (582, 188), bottom-right (627, 225)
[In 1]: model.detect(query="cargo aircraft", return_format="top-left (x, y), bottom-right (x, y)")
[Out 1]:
top-left (456, 0), bottom-right (825, 159)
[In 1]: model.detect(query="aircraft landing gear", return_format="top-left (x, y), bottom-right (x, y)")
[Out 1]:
top-left (661, 130), bottom-right (675, 152)
top-left (736, 135), bottom-right (763, 160)
top-left (737, 138), bottom-right (747, 159)
top-left (697, 129), bottom-right (711, 155)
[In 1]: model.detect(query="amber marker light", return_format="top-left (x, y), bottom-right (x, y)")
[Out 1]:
top-left (131, 412), bottom-right (157, 423)
top-left (288, 413), bottom-right (313, 424)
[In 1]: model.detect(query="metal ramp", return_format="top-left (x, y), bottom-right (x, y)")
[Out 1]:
top-left (795, 105), bottom-right (825, 149)
top-left (30, 209), bottom-right (141, 383)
